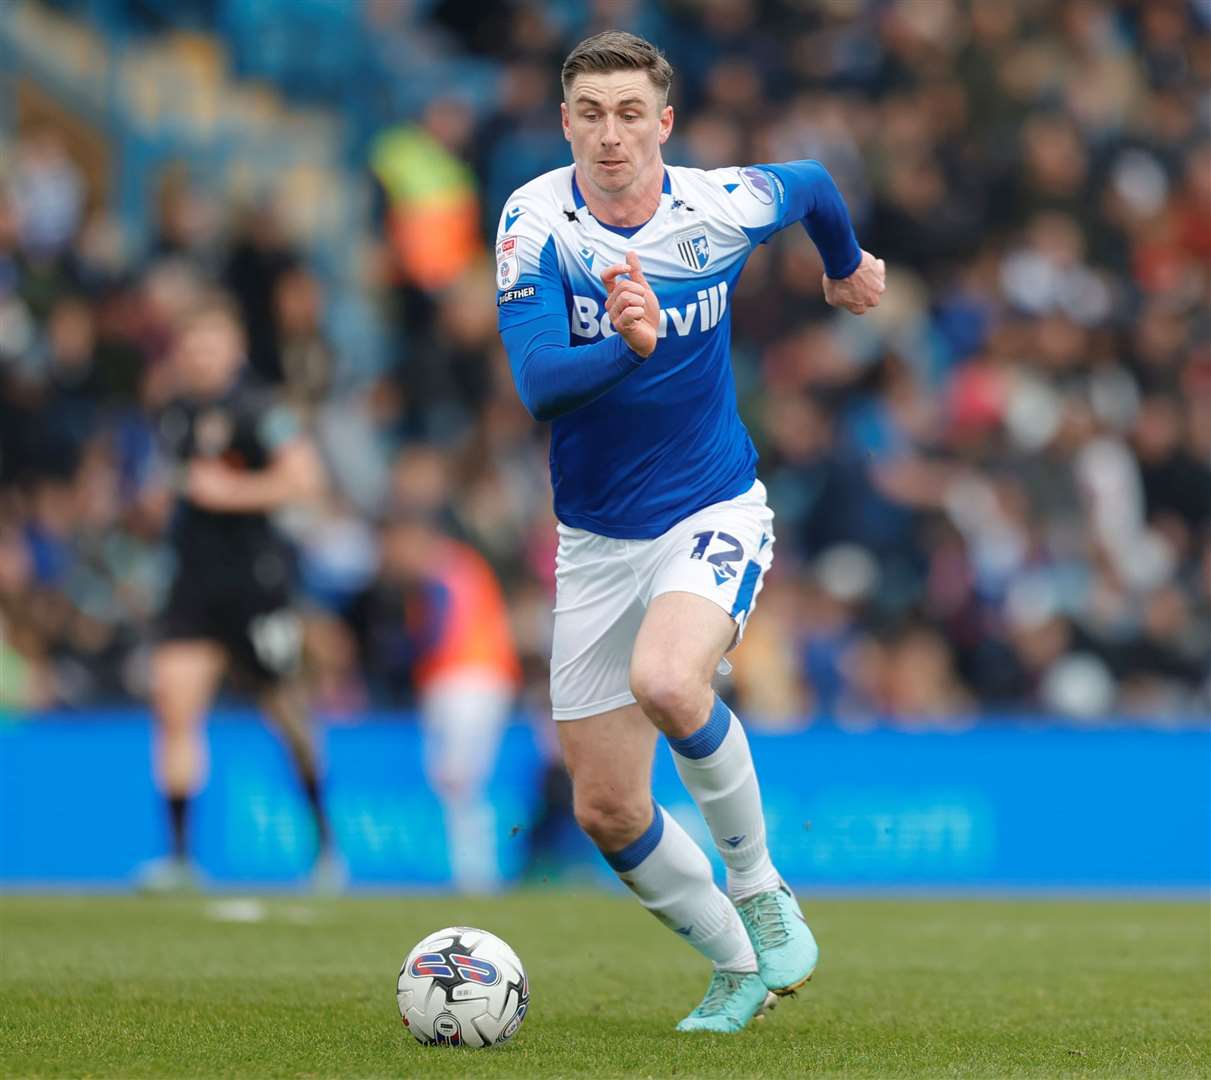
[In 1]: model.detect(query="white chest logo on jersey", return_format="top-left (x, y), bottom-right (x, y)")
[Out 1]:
top-left (570, 281), bottom-right (729, 341)
top-left (675, 230), bottom-right (710, 272)
top-left (496, 236), bottom-right (520, 290)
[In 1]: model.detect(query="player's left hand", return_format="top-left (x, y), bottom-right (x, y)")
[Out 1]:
top-left (601, 251), bottom-right (660, 358)
top-left (185, 459), bottom-right (241, 510)
top-left (823, 249), bottom-right (886, 315)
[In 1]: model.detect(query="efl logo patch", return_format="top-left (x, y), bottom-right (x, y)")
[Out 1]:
top-left (496, 235), bottom-right (520, 289)
top-left (740, 167), bottom-right (775, 205)
top-left (675, 229), bottom-right (710, 272)
top-left (498, 285), bottom-right (536, 305)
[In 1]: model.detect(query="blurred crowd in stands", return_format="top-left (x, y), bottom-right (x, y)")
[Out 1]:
top-left (1, 0), bottom-right (1208, 725)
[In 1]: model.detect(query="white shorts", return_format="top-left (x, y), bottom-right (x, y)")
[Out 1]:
top-left (550, 479), bottom-right (775, 721)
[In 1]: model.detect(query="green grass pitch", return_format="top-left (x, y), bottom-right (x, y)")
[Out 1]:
top-left (1, 892), bottom-right (1207, 1078)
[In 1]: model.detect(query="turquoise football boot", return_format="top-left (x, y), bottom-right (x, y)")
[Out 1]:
top-left (736, 883), bottom-right (819, 995)
top-left (675, 969), bottom-right (777, 1033)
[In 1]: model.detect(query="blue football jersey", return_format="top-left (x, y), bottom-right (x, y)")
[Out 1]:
top-left (496, 161), bottom-right (859, 540)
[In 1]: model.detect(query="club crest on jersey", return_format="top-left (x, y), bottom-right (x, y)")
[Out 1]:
top-left (496, 235), bottom-right (520, 290)
top-left (675, 229), bottom-right (711, 272)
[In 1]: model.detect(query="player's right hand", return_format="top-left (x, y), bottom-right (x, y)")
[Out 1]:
top-left (823, 249), bottom-right (886, 315)
top-left (601, 251), bottom-right (660, 358)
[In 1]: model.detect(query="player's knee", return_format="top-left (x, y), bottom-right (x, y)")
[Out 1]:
top-left (573, 790), bottom-right (651, 851)
top-left (629, 661), bottom-right (709, 737)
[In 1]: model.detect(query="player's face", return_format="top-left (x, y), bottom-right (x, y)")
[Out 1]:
top-left (561, 70), bottom-right (672, 196)
top-left (174, 313), bottom-right (245, 397)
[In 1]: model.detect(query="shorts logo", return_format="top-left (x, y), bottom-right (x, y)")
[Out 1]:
top-left (740, 167), bottom-right (775, 205)
top-left (675, 229), bottom-right (710, 272)
top-left (248, 609), bottom-right (302, 674)
top-left (496, 235), bottom-right (521, 289)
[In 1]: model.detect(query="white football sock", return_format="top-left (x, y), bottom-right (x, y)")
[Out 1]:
top-left (669, 696), bottom-right (780, 903)
top-left (603, 803), bottom-right (756, 972)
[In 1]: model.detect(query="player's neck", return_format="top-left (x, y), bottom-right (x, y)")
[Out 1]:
top-left (576, 162), bottom-right (664, 228)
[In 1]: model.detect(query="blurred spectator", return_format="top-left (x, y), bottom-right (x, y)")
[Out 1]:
top-left (351, 505), bottom-right (522, 891)
top-left (371, 97), bottom-right (484, 327)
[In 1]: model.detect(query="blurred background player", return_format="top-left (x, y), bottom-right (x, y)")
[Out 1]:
top-left (354, 501), bottom-right (521, 892)
top-left (143, 294), bottom-right (341, 891)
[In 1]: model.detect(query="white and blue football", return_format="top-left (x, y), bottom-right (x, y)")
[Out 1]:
top-left (396, 926), bottom-right (529, 1048)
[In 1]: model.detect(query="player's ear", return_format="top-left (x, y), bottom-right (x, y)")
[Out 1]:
top-left (560, 101), bottom-right (572, 143)
top-left (658, 104), bottom-right (673, 145)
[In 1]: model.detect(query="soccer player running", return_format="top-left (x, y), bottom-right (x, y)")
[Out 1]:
top-left (143, 295), bottom-right (343, 892)
top-left (495, 32), bottom-right (884, 1032)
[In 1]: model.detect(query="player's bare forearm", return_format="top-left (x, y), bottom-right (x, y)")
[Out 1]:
top-left (186, 441), bottom-right (324, 513)
top-left (823, 250), bottom-right (886, 315)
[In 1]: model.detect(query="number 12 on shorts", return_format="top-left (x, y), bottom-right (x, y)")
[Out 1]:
top-left (689, 530), bottom-right (744, 582)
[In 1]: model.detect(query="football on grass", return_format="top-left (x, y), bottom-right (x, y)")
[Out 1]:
top-left (396, 926), bottom-right (529, 1048)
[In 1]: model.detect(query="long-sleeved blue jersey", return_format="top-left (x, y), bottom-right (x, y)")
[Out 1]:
top-left (496, 160), bottom-right (861, 539)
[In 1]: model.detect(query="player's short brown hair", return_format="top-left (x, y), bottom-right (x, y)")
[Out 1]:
top-left (561, 31), bottom-right (674, 102)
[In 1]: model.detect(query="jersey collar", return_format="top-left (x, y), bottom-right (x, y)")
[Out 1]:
top-left (569, 168), bottom-right (671, 239)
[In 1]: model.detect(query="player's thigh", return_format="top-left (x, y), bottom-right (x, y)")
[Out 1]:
top-left (557, 702), bottom-right (658, 848)
top-left (630, 590), bottom-right (735, 713)
top-left (550, 525), bottom-right (645, 721)
top-left (150, 640), bottom-right (227, 729)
